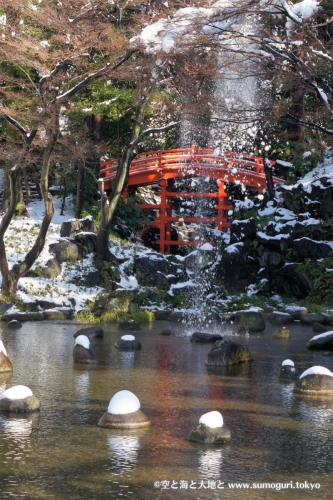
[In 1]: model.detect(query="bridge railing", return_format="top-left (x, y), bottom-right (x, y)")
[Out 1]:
top-left (100, 147), bottom-right (274, 182)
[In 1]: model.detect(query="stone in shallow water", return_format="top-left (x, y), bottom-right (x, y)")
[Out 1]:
top-left (235, 310), bottom-right (265, 332)
top-left (118, 320), bottom-right (141, 331)
top-left (190, 332), bottom-right (223, 343)
top-left (273, 327), bottom-right (291, 339)
top-left (205, 339), bottom-right (252, 367)
top-left (278, 359), bottom-right (298, 380)
top-left (73, 335), bottom-right (97, 364)
top-left (307, 331), bottom-right (333, 350)
top-left (114, 335), bottom-right (142, 350)
top-left (294, 366), bottom-right (333, 396)
top-left (0, 385), bottom-right (40, 413)
top-left (188, 423), bottom-right (231, 444)
top-left (7, 320), bottom-right (22, 329)
top-left (98, 390), bottom-right (150, 429)
top-left (74, 326), bottom-right (104, 339)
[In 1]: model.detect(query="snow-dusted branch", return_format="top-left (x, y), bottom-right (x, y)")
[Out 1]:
top-left (131, 121), bottom-right (180, 148)
top-left (56, 50), bottom-right (139, 102)
top-left (286, 114), bottom-right (333, 135)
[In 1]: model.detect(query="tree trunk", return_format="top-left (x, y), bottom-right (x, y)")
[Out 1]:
top-left (75, 162), bottom-right (85, 219)
top-left (264, 150), bottom-right (275, 201)
top-left (0, 105), bottom-right (60, 298)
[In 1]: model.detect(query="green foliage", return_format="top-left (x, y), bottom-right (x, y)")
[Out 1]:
top-left (100, 309), bottom-right (155, 324)
top-left (100, 262), bottom-right (120, 291)
top-left (76, 308), bottom-right (155, 324)
top-left (298, 257), bottom-right (333, 305)
top-left (76, 310), bottom-right (100, 323)
top-left (112, 196), bottom-right (147, 232)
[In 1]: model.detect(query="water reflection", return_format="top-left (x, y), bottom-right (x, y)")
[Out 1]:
top-left (0, 412), bottom-right (40, 439)
top-left (107, 434), bottom-right (140, 473)
top-left (280, 382), bottom-right (294, 408)
top-left (118, 351), bottom-right (136, 369)
top-left (74, 371), bottom-right (90, 397)
top-left (0, 372), bottom-right (12, 393)
top-left (198, 448), bottom-right (225, 479)
top-left (206, 363), bottom-right (252, 377)
top-left (294, 398), bottom-right (333, 424)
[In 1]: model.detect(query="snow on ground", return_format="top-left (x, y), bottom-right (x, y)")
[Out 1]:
top-left (0, 196), bottom-right (145, 312)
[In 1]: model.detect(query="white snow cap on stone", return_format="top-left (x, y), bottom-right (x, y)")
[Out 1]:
top-left (0, 340), bottom-right (7, 356)
top-left (299, 366), bottom-right (333, 379)
top-left (309, 330), bottom-right (333, 341)
top-left (108, 390), bottom-right (140, 415)
top-left (121, 335), bottom-right (136, 341)
top-left (282, 359), bottom-right (294, 367)
top-left (199, 410), bottom-right (223, 428)
top-left (0, 385), bottom-right (33, 401)
top-left (75, 335), bottom-right (90, 349)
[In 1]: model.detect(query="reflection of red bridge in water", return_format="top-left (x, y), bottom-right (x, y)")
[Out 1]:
top-left (100, 145), bottom-right (283, 254)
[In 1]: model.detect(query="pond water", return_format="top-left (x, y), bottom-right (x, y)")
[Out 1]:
top-left (0, 319), bottom-right (332, 500)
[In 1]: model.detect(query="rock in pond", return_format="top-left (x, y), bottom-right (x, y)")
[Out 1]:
top-left (188, 411), bottom-right (231, 444)
top-left (268, 311), bottom-right (294, 325)
top-left (7, 320), bottom-right (22, 330)
top-left (190, 332), bottom-right (223, 343)
top-left (119, 320), bottom-right (141, 331)
top-left (278, 359), bottom-right (298, 380)
top-left (159, 328), bottom-right (173, 336)
top-left (98, 390), bottom-right (150, 429)
top-left (273, 327), bottom-right (291, 339)
top-left (294, 366), bottom-right (333, 396)
top-left (312, 322), bottom-right (327, 333)
top-left (307, 331), bottom-right (333, 350)
top-left (74, 326), bottom-right (104, 339)
top-left (115, 335), bottom-right (142, 350)
top-left (205, 339), bottom-right (252, 367)
top-left (73, 335), bottom-right (97, 364)
top-left (300, 313), bottom-right (326, 326)
top-left (235, 310), bottom-right (265, 332)
top-left (0, 385), bottom-right (40, 413)
top-left (0, 340), bottom-right (13, 373)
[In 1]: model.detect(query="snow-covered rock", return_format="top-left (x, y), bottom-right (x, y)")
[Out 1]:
top-left (0, 385), bottom-right (40, 412)
top-left (73, 335), bottom-right (97, 364)
top-left (279, 359), bottom-right (297, 380)
top-left (98, 390), bottom-right (150, 429)
top-left (307, 331), bottom-right (333, 350)
top-left (295, 366), bottom-right (333, 396)
top-left (114, 335), bottom-right (142, 351)
top-left (199, 411), bottom-right (223, 428)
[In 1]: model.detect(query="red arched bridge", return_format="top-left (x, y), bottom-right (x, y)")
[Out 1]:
top-left (100, 145), bottom-right (283, 254)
